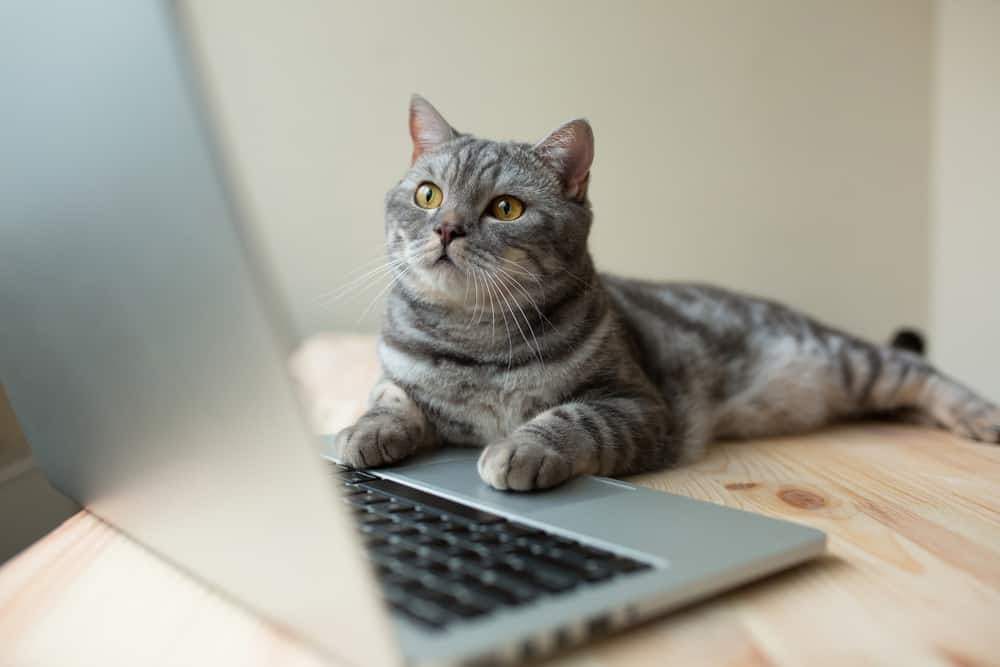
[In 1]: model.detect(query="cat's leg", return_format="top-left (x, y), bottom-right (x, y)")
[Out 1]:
top-left (477, 396), bottom-right (680, 491)
top-left (852, 345), bottom-right (1000, 442)
top-left (334, 378), bottom-right (437, 468)
top-left (714, 332), bottom-right (1000, 443)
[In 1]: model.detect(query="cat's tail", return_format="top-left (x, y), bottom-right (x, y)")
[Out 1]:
top-left (890, 328), bottom-right (926, 356)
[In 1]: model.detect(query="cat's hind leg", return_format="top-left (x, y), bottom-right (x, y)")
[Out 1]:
top-left (714, 330), bottom-right (1000, 443)
top-left (864, 349), bottom-right (1000, 442)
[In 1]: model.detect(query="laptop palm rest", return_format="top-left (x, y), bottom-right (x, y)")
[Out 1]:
top-left (322, 442), bottom-right (634, 518)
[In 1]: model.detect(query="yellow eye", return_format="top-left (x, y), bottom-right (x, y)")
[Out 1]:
top-left (414, 182), bottom-right (443, 209)
top-left (488, 195), bottom-right (524, 221)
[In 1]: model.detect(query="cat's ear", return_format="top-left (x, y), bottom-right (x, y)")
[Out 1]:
top-left (533, 119), bottom-right (594, 202)
top-left (409, 94), bottom-right (458, 164)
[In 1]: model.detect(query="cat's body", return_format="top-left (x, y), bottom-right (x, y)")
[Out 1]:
top-left (334, 95), bottom-right (1000, 490)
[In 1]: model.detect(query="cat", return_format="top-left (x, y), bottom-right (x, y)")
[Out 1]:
top-left (333, 94), bottom-right (1000, 491)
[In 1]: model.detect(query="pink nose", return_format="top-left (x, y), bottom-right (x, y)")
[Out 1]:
top-left (434, 223), bottom-right (466, 247)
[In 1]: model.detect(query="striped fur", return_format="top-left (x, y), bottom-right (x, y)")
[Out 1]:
top-left (334, 97), bottom-right (1000, 490)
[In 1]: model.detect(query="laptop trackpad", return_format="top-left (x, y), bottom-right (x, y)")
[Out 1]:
top-left (376, 448), bottom-right (634, 517)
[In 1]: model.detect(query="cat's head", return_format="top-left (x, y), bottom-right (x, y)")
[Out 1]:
top-left (384, 95), bottom-right (595, 308)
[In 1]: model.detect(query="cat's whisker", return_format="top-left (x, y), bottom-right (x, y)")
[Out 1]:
top-left (311, 257), bottom-right (407, 306)
top-left (493, 266), bottom-right (555, 332)
top-left (467, 267), bottom-right (483, 329)
top-left (478, 268), bottom-right (497, 344)
top-left (495, 255), bottom-right (543, 284)
top-left (474, 268), bottom-right (489, 328)
top-left (493, 272), bottom-right (546, 371)
top-left (313, 253), bottom-right (407, 295)
top-left (482, 271), bottom-right (514, 382)
top-left (349, 246), bottom-right (437, 322)
top-left (309, 272), bottom-right (396, 312)
top-left (356, 263), bottom-right (413, 324)
top-left (462, 262), bottom-right (473, 311)
top-left (463, 258), bottom-right (490, 328)
top-left (490, 270), bottom-right (544, 371)
top-left (323, 253), bottom-right (397, 285)
top-left (482, 253), bottom-right (542, 287)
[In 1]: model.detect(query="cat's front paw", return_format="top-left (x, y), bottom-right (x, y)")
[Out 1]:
top-left (334, 411), bottom-right (422, 468)
top-left (477, 435), bottom-right (574, 491)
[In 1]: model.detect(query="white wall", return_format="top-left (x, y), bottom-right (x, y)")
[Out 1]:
top-left (930, 0), bottom-right (1000, 400)
top-left (182, 1), bottom-right (933, 340)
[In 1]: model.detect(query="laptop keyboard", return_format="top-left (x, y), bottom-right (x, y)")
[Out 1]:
top-left (333, 464), bottom-right (653, 631)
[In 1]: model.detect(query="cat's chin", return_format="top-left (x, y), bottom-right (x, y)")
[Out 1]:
top-left (408, 263), bottom-right (470, 307)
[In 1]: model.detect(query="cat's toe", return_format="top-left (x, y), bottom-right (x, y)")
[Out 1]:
top-left (335, 414), bottom-right (419, 468)
top-left (948, 403), bottom-right (1000, 444)
top-left (477, 438), bottom-right (573, 491)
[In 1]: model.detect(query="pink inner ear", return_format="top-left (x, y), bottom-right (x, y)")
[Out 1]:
top-left (409, 95), bottom-right (456, 164)
top-left (534, 119), bottom-right (594, 201)
top-left (409, 114), bottom-right (430, 164)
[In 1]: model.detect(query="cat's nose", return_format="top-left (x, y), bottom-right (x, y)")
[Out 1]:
top-left (434, 222), bottom-right (467, 247)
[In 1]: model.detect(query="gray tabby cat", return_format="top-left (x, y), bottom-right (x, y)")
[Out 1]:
top-left (334, 95), bottom-right (1000, 491)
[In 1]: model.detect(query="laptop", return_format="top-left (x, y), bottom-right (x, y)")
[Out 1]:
top-left (0, 2), bottom-right (825, 665)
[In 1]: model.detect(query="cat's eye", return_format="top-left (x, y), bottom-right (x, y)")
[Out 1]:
top-left (488, 195), bottom-right (525, 222)
top-left (414, 182), bottom-right (443, 209)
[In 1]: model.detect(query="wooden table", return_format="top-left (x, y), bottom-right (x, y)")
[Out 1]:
top-left (2, 335), bottom-right (999, 667)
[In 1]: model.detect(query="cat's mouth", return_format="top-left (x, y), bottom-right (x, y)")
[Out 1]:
top-left (434, 252), bottom-right (455, 267)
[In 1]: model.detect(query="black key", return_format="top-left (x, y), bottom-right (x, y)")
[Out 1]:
top-left (411, 534), bottom-right (451, 549)
top-left (382, 523), bottom-right (421, 537)
top-left (529, 547), bottom-right (624, 583)
top-left (434, 521), bottom-right (474, 538)
top-left (412, 557), bottom-right (452, 576)
top-left (393, 598), bottom-right (451, 630)
top-left (464, 568), bottom-right (542, 603)
top-left (577, 544), bottom-right (617, 560)
top-left (363, 534), bottom-right (389, 550)
top-left (496, 555), bottom-right (580, 593)
top-left (581, 564), bottom-right (615, 582)
top-left (337, 469), bottom-right (377, 484)
top-left (359, 522), bottom-right (389, 536)
top-left (359, 478), bottom-right (507, 524)
top-left (382, 501), bottom-right (415, 514)
top-left (611, 557), bottom-right (652, 574)
top-left (358, 513), bottom-right (393, 527)
top-left (500, 523), bottom-right (545, 538)
top-left (360, 493), bottom-right (392, 506)
top-left (528, 567), bottom-right (578, 593)
top-left (464, 531), bottom-right (502, 545)
top-left (343, 493), bottom-right (373, 507)
top-left (444, 577), bottom-right (505, 602)
top-left (453, 541), bottom-right (493, 560)
top-left (409, 586), bottom-right (456, 608)
top-left (538, 546), bottom-right (596, 571)
top-left (371, 544), bottom-right (416, 561)
top-left (445, 584), bottom-right (502, 616)
top-left (380, 572), bottom-right (422, 592)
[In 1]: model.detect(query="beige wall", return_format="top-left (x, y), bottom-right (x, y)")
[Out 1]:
top-left (183, 1), bottom-right (933, 340)
top-left (930, 0), bottom-right (1000, 400)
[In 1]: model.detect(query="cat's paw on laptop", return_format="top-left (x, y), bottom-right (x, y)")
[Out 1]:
top-left (477, 435), bottom-right (574, 491)
top-left (334, 410), bottom-right (424, 469)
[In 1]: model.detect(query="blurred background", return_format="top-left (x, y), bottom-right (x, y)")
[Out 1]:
top-left (1, 0), bottom-right (997, 561)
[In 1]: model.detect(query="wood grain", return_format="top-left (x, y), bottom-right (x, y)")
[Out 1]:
top-left (2, 336), bottom-right (999, 667)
